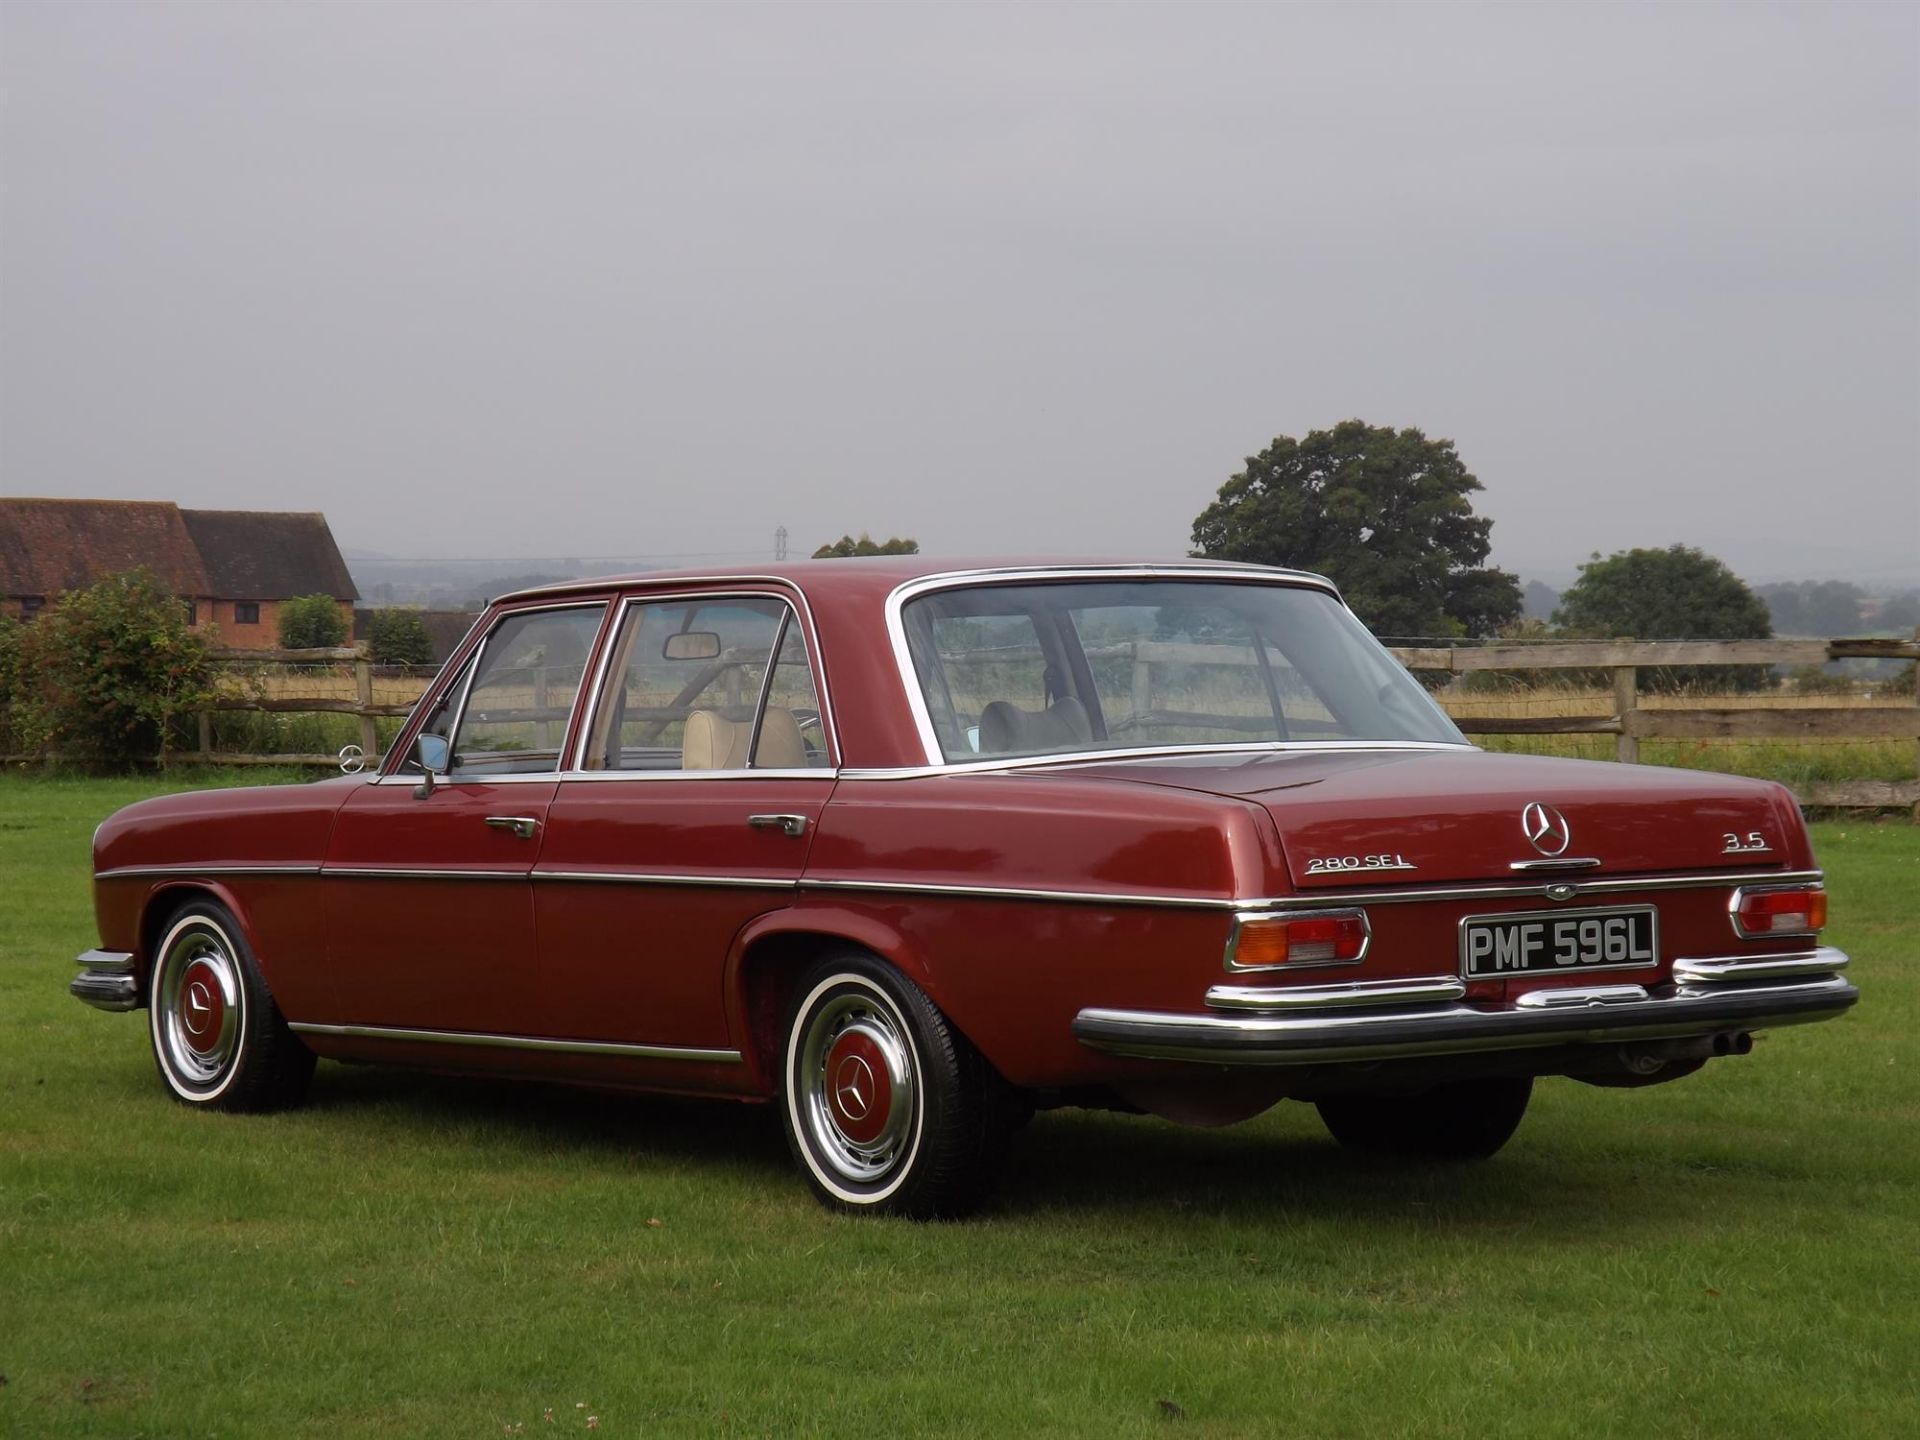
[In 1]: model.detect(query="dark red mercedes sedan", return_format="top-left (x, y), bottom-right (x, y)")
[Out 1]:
top-left (73, 560), bottom-right (1857, 1215)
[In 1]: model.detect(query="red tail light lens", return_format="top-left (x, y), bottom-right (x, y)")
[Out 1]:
top-left (1731, 887), bottom-right (1827, 939)
top-left (1230, 911), bottom-right (1369, 969)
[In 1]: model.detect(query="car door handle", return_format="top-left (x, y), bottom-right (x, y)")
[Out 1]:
top-left (483, 815), bottom-right (540, 840)
top-left (747, 814), bottom-right (808, 838)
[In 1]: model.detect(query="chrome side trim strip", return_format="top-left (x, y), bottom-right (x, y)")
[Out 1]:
top-left (1672, 947), bottom-right (1849, 986)
top-left (288, 1021), bottom-right (743, 1064)
top-left (534, 871), bottom-right (797, 890)
top-left (1248, 868), bottom-right (1825, 911)
top-left (798, 867), bottom-right (1823, 913)
top-left (95, 864), bottom-right (323, 881)
top-left (801, 876), bottom-right (1240, 909)
top-left (322, 867), bottom-right (527, 881)
top-left (1207, 976), bottom-right (1465, 1012)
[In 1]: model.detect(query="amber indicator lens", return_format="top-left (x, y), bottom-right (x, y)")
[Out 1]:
top-left (1735, 888), bottom-right (1827, 936)
top-left (1236, 912), bottom-right (1367, 966)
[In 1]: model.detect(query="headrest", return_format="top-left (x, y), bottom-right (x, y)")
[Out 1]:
top-left (753, 707), bottom-right (808, 769)
top-left (978, 696), bottom-right (1091, 755)
top-left (683, 710), bottom-right (751, 770)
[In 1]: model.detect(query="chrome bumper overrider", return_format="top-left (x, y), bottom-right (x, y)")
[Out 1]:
top-left (1073, 947), bottom-right (1857, 1066)
top-left (70, 949), bottom-right (139, 1012)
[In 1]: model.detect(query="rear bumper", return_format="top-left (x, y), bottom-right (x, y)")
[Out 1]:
top-left (1072, 947), bottom-right (1857, 1067)
top-left (69, 949), bottom-right (139, 1012)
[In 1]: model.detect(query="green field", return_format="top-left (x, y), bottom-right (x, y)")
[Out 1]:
top-left (1, 773), bottom-right (1915, 1438)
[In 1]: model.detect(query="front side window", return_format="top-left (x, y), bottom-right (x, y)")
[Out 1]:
top-left (585, 595), bottom-right (829, 771)
top-left (447, 605), bottom-right (606, 775)
top-left (901, 579), bottom-right (1463, 762)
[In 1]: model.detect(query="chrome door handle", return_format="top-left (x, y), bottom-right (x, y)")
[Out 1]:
top-left (747, 814), bottom-right (808, 838)
top-left (484, 815), bottom-right (540, 840)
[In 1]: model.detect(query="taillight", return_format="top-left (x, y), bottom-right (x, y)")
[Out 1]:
top-left (1731, 886), bottom-right (1827, 939)
top-left (1228, 910), bottom-right (1370, 969)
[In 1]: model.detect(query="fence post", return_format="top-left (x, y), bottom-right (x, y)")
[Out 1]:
top-left (354, 648), bottom-right (378, 762)
top-left (1612, 666), bottom-right (1638, 764)
top-left (197, 711), bottom-right (213, 761)
top-left (1131, 650), bottom-right (1152, 727)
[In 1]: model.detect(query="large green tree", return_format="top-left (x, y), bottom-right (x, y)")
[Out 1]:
top-left (1190, 420), bottom-right (1522, 638)
top-left (1554, 544), bottom-right (1772, 691)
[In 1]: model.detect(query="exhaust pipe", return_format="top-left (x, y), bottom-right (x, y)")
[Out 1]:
top-left (1711, 1032), bottom-right (1756, 1056)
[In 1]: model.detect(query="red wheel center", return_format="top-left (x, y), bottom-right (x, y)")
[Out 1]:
top-left (179, 958), bottom-right (227, 1053)
top-left (824, 1030), bottom-right (891, 1145)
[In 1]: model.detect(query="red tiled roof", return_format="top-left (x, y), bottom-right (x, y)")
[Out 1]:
top-left (180, 509), bottom-right (358, 601)
top-left (0, 498), bottom-right (212, 597)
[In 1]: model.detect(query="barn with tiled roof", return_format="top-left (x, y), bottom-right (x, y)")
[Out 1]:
top-left (0, 498), bottom-right (356, 647)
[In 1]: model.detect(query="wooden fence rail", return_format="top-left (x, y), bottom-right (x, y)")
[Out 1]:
top-left (7, 634), bottom-right (1917, 816)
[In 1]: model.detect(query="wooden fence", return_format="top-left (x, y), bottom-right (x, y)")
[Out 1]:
top-left (10, 634), bottom-right (1919, 815)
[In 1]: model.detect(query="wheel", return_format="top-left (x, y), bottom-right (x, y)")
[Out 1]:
top-left (1315, 1076), bottom-right (1532, 1161)
top-left (780, 953), bottom-right (1014, 1218)
top-left (148, 901), bottom-right (316, 1111)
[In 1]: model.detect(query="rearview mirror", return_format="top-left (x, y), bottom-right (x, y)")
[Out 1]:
top-left (664, 632), bottom-right (722, 661)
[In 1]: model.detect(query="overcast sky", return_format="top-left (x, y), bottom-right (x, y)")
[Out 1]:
top-left (3, 0), bottom-right (1915, 587)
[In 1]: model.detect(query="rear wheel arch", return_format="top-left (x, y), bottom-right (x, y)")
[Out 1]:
top-left (729, 916), bottom-right (941, 1092)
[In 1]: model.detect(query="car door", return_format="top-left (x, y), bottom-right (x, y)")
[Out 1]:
top-left (321, 601), bottom-right (609, 1035)
top-left (531, 590), bottom-right (836, 1051)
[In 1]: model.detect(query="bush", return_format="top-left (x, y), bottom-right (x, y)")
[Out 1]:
top-left (278, 594), bottom-right (349, 649)
top-left (11, 570), bottom-right (213, 770)
top-left (0, 613), bottom-right (21, 753)
top-left (364, 608), bottom-right (435, 666)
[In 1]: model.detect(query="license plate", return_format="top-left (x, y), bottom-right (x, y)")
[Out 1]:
top-left (1459, 906), bottom-right (1658, 979)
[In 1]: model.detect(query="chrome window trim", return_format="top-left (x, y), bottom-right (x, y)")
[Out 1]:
top-left (449, 600), bottom-right (610, 780)
top-left (288, 1021), bottom-right (742, 1064)
top-left (1223, 907), bottom-right (1371, 972)
top-left (385, 599), bottom-right (606, 779)
top-left (569, 586), bottom-right (840, 775)
top-left (1728, 883), bottom-right (1827, 941)
top-left (883, 564), bottom-right (1420, 768)
top-left (836, 739), bottom-right (1473, 782)
top-left (365, 767), bottom-right (840, 786)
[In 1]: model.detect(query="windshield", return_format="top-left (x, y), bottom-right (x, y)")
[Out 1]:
top-left (899, 579), bottom-right (1465, 762)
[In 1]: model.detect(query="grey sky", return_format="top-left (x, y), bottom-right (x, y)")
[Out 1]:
top-left (3, 0), bottom-right (1915, 587)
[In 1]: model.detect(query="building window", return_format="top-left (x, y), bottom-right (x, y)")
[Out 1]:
top-left (234, 601), bottom-right (261, 625)
top-left (182, 600), bottom-right (198, 626)
top-left (20, 596), bottom-right (45, 621)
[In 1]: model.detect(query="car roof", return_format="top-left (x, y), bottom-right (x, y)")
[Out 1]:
top-left (490, 555), bottom-right (1338, 605)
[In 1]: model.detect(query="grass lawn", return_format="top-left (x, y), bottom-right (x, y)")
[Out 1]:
top-left (1, 772), bottom-right (1915, 1438)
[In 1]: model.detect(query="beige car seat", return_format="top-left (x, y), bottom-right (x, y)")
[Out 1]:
top-left (682, 708), bottom-right (809, 770)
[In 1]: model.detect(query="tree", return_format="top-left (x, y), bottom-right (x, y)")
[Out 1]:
top-left (1189, 420), bottom-right (1522, 638)
top-left (1754, 580), bottom-right (1865, 637)
top-left (812, 534), bottom-right (919, 558)
top-left (11, 569), bottom-right (213, 769)
top-left (364, 608), bottom-right (434, 666)
top-left (277, 594), bottom-right (349, 649)
top-left (1554, 545), bottom-right (1772, 691)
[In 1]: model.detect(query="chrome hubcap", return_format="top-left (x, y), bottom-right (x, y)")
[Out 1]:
top-left (157, 926), bottom-right (241, 1087)
top-left (799, 989), bottom-right (914, 1184)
